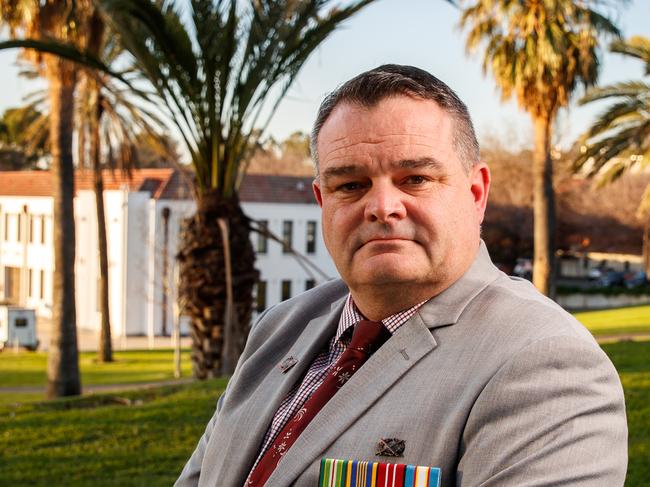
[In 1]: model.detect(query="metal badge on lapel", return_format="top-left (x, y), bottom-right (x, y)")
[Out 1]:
top-left (278, 356), bottom-right (298, 373)
top-left (376, 438), bottom-right (406, 457)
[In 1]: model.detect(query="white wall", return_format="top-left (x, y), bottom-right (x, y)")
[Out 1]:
top-left (146, 198), bottom-right (195, 337)
top-left (0, 196), bottom-right (53, 317)
top-left (1, 191), bottom-right (340, 338)
top-left (242, 202), bottom-right (338, 314)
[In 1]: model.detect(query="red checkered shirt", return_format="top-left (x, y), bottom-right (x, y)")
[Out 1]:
top-left (246, 294), bottom-right (425, 479)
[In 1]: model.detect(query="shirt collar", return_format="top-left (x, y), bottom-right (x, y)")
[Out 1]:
top-left (334, 294), bottom-right (426, 345)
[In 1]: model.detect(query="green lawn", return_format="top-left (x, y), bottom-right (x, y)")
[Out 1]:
top-left (0, 349), bottom-right (193, 407)
top-left (0, 379), bottom-right (227, 487)
top-left (0, 343), bottom-right (648, 486)
top-left (601, 341), bottom-right (650, 486)
top-left (574, 305), bottom-right (650, 336)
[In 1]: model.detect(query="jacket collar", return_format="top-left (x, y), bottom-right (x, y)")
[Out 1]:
top-left (417, 240), bottom-right (500, 329)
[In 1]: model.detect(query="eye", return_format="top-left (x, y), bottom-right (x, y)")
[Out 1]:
top-left (403, 175), bottom-right (428, 185)
top-left (336, 181), bottom-right (365, 192)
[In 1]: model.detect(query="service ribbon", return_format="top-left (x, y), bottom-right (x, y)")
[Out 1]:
top-left (319, 458), bottom-right (441, 487)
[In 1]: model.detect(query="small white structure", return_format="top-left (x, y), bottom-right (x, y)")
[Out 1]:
top-left (0, 305), bottom-right (37, 350)
top-left (0, 170), bottom-right (338, 340)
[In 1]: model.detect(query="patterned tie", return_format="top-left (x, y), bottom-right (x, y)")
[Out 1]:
top-left (246, 319), bottom-right (391, 487)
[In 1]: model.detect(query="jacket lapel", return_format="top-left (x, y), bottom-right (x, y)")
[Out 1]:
top-left (202, 296), bottom-right (347, 487)
top-left (265, 241), bottom-right (500, 486)
top-left (266, 312), bottom-right (437, 487)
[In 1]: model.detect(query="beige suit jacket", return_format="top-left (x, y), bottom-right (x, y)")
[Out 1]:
top-left (175, 243), bottom-right (627, 486)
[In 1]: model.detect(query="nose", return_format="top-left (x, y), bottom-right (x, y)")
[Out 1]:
top-left (363, 181), bottom-right (407, 223)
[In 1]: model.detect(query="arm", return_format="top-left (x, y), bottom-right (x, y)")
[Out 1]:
top-left (174, 306), bottom-right (276, 487)
top-left (458, 335), bottom-right (627, 486)
top-left (174, 388), bottom-right (228, 487)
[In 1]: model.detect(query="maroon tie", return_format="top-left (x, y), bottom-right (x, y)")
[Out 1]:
top-left (245, 319), bottom-right (391, 487)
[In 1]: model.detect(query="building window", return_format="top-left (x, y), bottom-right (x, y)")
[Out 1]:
top-left (16, 214), bottom-right (21, 242)
top-left (255, 280), bottom-right (267, 313)
top-left (305, 279), bottom-right (316, 291)
top-left (257, 220), bottom-right (268, 254)
top-left (4, 266), bottom-right (20, 303)
top-left (28, 215), bottom-right (34, 243)
top-left (282, 221), bottom-right (293, 253)
top-left (28, 269), bottom-right (33, 297)
top-left (281, 280), bottom-right (292, 301)
top-left (39, 270), bottom-right (45, 300)
top-left (3, 214), bottom-right (8, 241)
top-left (40, 216), bottom-right (46, 244)
top-left (306, 221), bottom-right (317, 254)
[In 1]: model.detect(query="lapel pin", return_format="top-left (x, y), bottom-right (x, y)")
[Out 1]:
top-left (375, 437), bottom-right (406, 457)
top-left (279, 356), bottom-right (298, 373)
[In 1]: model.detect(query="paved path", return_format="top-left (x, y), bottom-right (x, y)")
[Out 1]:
top-left (596, 333), bottom-right (650, 343)
top-left (34, 317), bottom-right (192, 352)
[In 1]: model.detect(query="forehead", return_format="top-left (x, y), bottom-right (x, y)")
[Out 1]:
top-left (317, 96), bottom-right (457, 170)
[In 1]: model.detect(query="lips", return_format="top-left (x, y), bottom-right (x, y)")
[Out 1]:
top-left (357, 235), bottom-right (414, 250)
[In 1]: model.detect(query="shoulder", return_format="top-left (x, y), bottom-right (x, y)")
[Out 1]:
top-left (470, 271), bottom-right (597, 346)
top-left (244, 279), bottom-right (349, 350)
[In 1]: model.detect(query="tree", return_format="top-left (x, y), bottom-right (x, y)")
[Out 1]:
top-left (93, 0), bottom-right (378, 378)
top-left (0, 105), bottom-right (49, 170)
top-left (74, 12), bottom-right (168, 362)
top-left (247, 131), bottom-right (313, 176)
top-left (0, 0), bottom-right (98, 397)
top-left (459, 0), bottom-right (621, 296)
top-left (573, 36), bottom-right (650, 270)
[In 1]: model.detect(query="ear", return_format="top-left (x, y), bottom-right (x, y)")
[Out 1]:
top-left (313, 179), bottom-right (323, 207)
top-left (469, 162), bottom-right (490, 224)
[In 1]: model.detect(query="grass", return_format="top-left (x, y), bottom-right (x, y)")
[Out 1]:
top-left (601, 341), bottom-right (650, 486)
top-left (0, 341), bottom-right (648, 486)
top-left (0, 349), bottom-right (193, 406)
top-left (0, 379), bottom-right (227, 487)
top-left (574, 305), bottom-right (650, 336)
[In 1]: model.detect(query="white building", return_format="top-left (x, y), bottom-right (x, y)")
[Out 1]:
top-left (0, 170), bottom-right (337, 339)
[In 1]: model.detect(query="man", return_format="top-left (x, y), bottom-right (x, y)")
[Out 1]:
top-left (176, 65), bottom-right (627, 486)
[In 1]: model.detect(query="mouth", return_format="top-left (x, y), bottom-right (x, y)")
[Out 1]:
top-left (359, 237), bottom-right (413, 249)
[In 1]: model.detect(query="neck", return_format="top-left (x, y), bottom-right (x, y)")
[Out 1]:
top-left (349, 284), bottom-right (442, 321)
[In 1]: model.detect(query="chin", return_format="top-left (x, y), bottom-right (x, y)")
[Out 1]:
top-left (353, 266), bottom-right (428, 287)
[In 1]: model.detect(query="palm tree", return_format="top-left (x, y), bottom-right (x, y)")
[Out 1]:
top-left (574, 36), bottom-right (650, 270)
top-left (95, 0), bottom-right (378, 378)
top-left (0, 0), bottom-right (96, 397)
top-left (459, 0), bottom-right (621, 296)
top-left (74, 13), bottom-right (169, 362)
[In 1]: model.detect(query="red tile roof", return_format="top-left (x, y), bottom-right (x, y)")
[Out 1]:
top-left (0, 168), bottom-right (188, 199)
top-left (0, 170), bottom-right (316, 204)
top-left (239, 174), bottom-right (316, 204)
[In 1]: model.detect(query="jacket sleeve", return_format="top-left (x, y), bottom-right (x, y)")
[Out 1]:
top-left (174, 305), bottom-right (276, 486)
top-left (457, 335), bottom-right (628, 486)
top-left (173, 392), bottom-right (227, 487)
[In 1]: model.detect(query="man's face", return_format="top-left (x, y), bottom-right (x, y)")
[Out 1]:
top-left (313, 96), bottom-right (490, 298)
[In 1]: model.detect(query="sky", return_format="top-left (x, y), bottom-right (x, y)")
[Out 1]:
top-left (0, 0), bottom-right (648, 154)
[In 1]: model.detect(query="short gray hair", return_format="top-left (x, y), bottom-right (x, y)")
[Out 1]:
top-left (310, 64), bottom-right (479, 173)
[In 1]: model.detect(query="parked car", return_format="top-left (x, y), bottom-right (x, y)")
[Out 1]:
top-left (624, 271), bottom-right (648, 288)
top-left (513, 258), bottom-right (532, 280)
top-left (597, 270), bottom-right (626, 288)
top-left (587, 268), bottom-right (602, 280)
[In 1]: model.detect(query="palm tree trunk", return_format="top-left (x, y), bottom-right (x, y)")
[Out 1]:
top-left (91, 85), bottom-right (112, 363)
top-left (45, 55), bottom-right (81, 398)
top-left (178, 191), bottom-right (258, 378)
top-left (532, 115), bottom-right (556, 298)
top-left (642, 216), bottom-right (650, 276)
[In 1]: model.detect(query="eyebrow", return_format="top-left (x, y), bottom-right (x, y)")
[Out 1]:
top-left (392, 157), bottom-right (445, 171)
top-left (321, 157), bottom-right (445, 181)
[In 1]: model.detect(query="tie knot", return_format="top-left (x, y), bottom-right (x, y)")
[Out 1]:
top-left (349, 319), bottom-right (390, 354)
